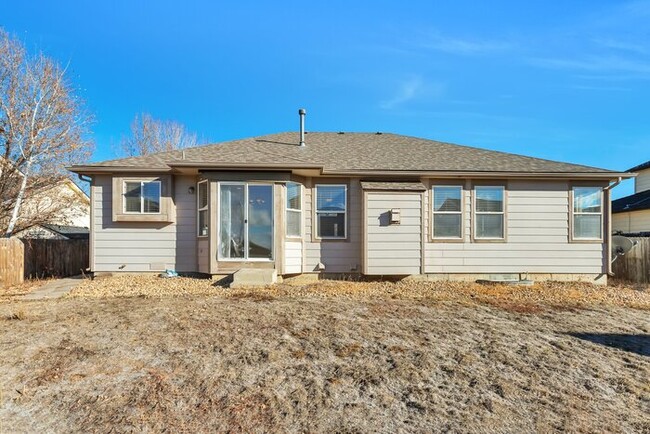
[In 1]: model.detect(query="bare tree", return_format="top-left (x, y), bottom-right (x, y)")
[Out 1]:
top-left (0, 29), bottom-right (93, 237)
top-left (119, 113), bottom-right (198, 156)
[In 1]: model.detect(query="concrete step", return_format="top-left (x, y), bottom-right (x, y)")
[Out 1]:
top-left (230, 268), bottom-right (277, 288)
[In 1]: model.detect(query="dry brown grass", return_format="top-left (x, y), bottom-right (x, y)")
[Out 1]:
top-left (0, 277), bottom-right (648, 433)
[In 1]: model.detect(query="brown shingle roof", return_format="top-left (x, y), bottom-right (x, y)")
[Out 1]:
top-left (361, 181), bottom-right (427, 191)
top-left (71, 132), bottom-right (620, 175)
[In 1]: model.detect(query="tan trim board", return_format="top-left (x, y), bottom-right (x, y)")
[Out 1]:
top-left (362, 190), bottom-right (368, 274)
top-left (209, 180), bottom-right (218, 274)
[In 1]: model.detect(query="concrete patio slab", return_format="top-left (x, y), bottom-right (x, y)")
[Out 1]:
top-left (22, 276), bottom-right (85, 300)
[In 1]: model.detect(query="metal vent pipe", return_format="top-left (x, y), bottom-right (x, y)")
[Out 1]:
top-left (298, 108), bottom-right (306, 147)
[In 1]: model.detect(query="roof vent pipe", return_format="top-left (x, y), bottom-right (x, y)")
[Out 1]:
top-left (298, 108), bottom-right (306, 147)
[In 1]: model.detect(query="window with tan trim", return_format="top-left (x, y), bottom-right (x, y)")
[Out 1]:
top-left (197, 180), bottom-right (208, 237)
top-left (432, 185), bottom-right (463, 239)
top-left (286, 182), bottom-right (302, 237)
top-left (572, 186), bottom-right (603, 240)
top-left (315, 184), bottom-right (347, 239)
top-left (474, 186), bottom-right (505, 239)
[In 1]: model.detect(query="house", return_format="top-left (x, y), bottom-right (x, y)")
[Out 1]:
top-left (68, 112), bottom-right (632, 284)
top-left (19, 224), bottom-right (90, 240)
top-left (612, 160), bottom-right (650, 235)
top-left (13, 177), bottom-right (91, 239)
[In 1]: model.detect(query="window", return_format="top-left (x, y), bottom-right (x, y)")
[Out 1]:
top-left (286, 182), bottom-right (302, 237)
top-left (572, 187), bottom-right (602, 240)
top-left (475, 186), bottom-right (505, 239)
top-left (197, 180), bottom-right (208, 237)
top-left (124, 181), bottom-right (161, 214)
top-left (432, 186), bottom-right (463, 239)
top-left (315, 184), bottom-right (346, 239)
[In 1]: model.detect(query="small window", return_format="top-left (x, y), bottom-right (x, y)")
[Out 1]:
top-left (124, 181), bottom-right (161, 214)
top-left (432, 186), bottom-right (462, 239)
top-left (573, 187), bottom-right (602, 240)
top-left (197, 180), bottom-right (208, 237)
top-left (475, 186), bottom-right (505, 239)
top-left (286, 182), bottom-right (302, 237)
top-left (316, 184), bottom-right (346, 239)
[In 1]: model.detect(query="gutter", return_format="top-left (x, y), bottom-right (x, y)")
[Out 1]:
top-left (603, 177), bottom-right (623, 276)
top-left (67, 163), bottom-right (636, 181)
top-left (321, 169), bottom-right (635, 180)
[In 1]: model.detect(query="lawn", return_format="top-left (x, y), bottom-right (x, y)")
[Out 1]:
top-left (1, 277), bottom-right (649, 433)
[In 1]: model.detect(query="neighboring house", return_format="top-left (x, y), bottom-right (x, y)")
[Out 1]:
top-left (14, 177), bottom-right (91, 238)
top-left (612, 160), bottom-right (650, 234)
top-left (69, 119), bottom-right (632, 284)
top-left (19, 224), bottom-right (90, 240)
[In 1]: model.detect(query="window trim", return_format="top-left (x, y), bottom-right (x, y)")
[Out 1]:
top-left (285, 182), bottom-right (303, 239)
top-left (314, 183), bottom-right (348, 240)
top-left (570, 186), bottom-right (604, 242)
top-left (431, 185), bottom-right (464, 241)
top-left (472, 184), bottom-right (507, 242)
top-left (197, 180), bottom-right (209, 237)
top-left (122, 180), bottom-right (162, 215)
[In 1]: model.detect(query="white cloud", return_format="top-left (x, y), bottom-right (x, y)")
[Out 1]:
top-left (380, 76), bottom-right (435, 110)
top-left (529, 56), bottom-right (650, 76)
top-left (419, 34), bottom-right (513, 55)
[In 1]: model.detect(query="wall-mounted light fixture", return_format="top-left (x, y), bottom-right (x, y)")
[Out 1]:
top-left (188, 186), bottom-right (195, 195)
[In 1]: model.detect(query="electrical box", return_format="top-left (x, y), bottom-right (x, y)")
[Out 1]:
top-left (389, 208), bottom-right (401, 224)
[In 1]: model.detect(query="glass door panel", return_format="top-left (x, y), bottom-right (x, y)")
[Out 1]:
top-left (219, 184), bottom-right (245, 259)
top-left (247, 185), bottom-right (273, 260)
top-left (219, 183), bottom-right (274, 261)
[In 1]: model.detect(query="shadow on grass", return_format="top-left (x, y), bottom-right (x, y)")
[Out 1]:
top-left (568, 333), bottom-right (650, 357)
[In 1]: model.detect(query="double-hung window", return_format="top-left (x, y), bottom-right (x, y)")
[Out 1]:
top-left (474, 186), bottom-right (505, 239)
top-left (124, 181), bottom-right (161, 214)
top-left (572, 187), bottom-right (603, 240)
top-left (197, 180), bottom-right (208, 237)
top-left (286, 182), bottom-right (302, 237)
top-left (432, 186), bottom-right (463, 239)
top-left (315, 184), bottom-right (346, 239)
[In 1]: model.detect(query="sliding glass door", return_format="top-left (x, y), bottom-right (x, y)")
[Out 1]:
top-left (219, 183), bottom-right (273, 261)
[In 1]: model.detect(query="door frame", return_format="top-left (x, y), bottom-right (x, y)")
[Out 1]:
top-left (217, 181), bottom-right (275, 262)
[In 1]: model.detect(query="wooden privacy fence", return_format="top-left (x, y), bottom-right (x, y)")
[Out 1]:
top-left (612, 237), bottom-right (650, 284)
top-left (22, 239), bottom-right (89, 280)
top-left (0, 238), bottom-right (25, 288)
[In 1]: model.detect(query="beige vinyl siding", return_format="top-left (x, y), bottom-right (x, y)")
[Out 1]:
top-left (613, 209), bottom-right (650, 233)
top-left (284, 241), bottom-right (303, 274)
top-left (635, 168), bottom-right (650, 193)
top-left (365, 192), bottom-right (422, 275)
top-left (303, 178), bottom-right (362, 273)
top-left (424, 180), bottom-right (605, 274)
top-left (198, 238), bottom-right (209, 273)
top-left (93, 174), bottom-right (197, 272)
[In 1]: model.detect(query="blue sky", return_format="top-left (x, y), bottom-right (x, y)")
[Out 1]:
top-left (4, 0), bottom-right (650, 198)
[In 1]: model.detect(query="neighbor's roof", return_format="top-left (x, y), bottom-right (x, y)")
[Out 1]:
top-left (612, 190), bottom-right (650, 213)
top-left (69, 132), bottom-right (629, 178)
top-left (41, 224), bottom-right (90, 239)
top-left (627, 160), bottom-right (650, 172)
